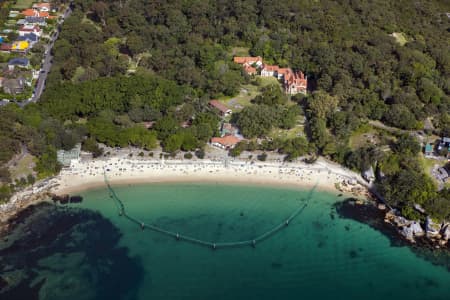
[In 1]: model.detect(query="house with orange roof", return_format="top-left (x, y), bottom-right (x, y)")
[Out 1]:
top-left (261, 64), bottom-right (279, 77)
top-left (276, 68), bottom-right (292, 80)
top-left (243, 64), bottom-right (257, 75)
top-left (284, 71), bottom-right (307, 95)
top-left (211, 136), bottom-right (241, 150)
top-left (21, 9), bottom-right (50, 18)
top-left (233, 56), bottom-right (308, 95)
top-left (233, 56), bottom-right (263, 67)
top-left (209, 100), bottom-right (232, 117)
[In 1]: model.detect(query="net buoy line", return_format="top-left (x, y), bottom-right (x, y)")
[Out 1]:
top-left (103, 172), bottom-right (315, 249)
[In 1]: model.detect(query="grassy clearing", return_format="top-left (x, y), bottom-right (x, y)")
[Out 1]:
top-left (420, 156), bottom-right (440, 173)
top-left (230, 47), bottom-right (250, 57)
top-left (420, 155), bottom-right (448, 186)
top-left (218, 76), bottom-right (281, 111)
top-left (390, 32), bottom-right (408, 46)
top-left (12, 0), bottom-right (33, 9)
top-left (269, 120), bottom-right (305, 141)
top-left (349, 123), bottom-right (380, 149)
top-left (8, 153), bottom-right (36, 180)
top-left (71, 66), bottom-right (85, 82)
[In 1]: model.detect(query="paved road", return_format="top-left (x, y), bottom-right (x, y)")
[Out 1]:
top-left (15, 5), bottom-right (72, 108)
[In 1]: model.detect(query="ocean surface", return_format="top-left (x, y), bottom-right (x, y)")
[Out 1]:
top-left (1, 183), bottom-right (449, 300)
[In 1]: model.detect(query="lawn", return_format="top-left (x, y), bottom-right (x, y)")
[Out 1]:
top-left (230, 47), bottom-right (250, 57)
top-left (269, 121), bottom-right (305, 141)
top-left (349, 123), bottom-right (381, 149)
top-left (12, 0), bottom-right (34, 9)
top-left (218, 76), bottom-right (282, 111)
top-left (8, 153), bottom-right (36, 181)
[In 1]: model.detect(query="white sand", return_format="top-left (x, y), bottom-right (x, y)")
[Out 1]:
top-left (52, 156), bottom-right (367, 195)
top-left (0, 156), bottom-right (369, 226)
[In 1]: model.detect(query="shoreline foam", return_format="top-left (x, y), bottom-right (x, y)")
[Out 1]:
top-left (0, 156), bottom-right (369, 231)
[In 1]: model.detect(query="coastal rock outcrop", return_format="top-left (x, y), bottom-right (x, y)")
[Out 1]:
top-left (400, 221), bottom-right (424, 241)
top-left (425, 216), bottom-right (441, 238)
top-left (441, 224), bottom-right (450, 241)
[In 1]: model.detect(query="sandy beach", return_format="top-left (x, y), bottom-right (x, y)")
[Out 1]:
top-left (0, 155), bottom-right (369, 227)
top-left (53, 156), bottom-right (367, 194)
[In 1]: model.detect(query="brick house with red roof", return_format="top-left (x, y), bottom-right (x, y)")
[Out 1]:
top-left (284, 71), bottom-right (307, 95)
top-left (211, 136), bottom-right (241, 150)
top-left (209, 100), bottom-right (232, 116)
top-left (233, 56), bottom-right (308, 95)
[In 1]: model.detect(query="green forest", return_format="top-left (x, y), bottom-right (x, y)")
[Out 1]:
top-left (0, 0), bottom-right (449, 220)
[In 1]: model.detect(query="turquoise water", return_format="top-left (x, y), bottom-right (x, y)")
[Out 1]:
top-left (1, 183), bottom-right (449, 299)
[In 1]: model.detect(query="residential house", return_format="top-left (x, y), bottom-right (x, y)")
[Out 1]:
top-left (2, 77), bottom-right (26, 94)
top-left (234, 56), bottom-right (263, 75)
top-left (9, 11), bottom-right (20, 18)
top-left (211, 136), bottom-right (241, 150)
top-left (0, 43), bottom-right (12, 53)
top-left (284, 71), bottom-right (307, 95)
top-left (234, 56), bottom-right (308, 95)
top-left (11, 41), bottom-right (29, 53)
top-left (209, 100), bottom-right (232, 117)
top-left (32, 3), bottom-right (51, 12)
top-left (25, 16), bottom-right (47, 26)
top-left (261, 64), bottom-right (279, 77)
top-left (233, 56), bottom-right (263, 67)
top-left (243, 64), bottom-right (257, 75)
top-left (21, 9), bottom-right (50, 19)
top-left (8, 58), bottom-right (30, 70)
top-left (277, 68), bottom-right (291, 80)
top-left (17, 33), bottom-right (39, 48)
top-left (18, 25), bottom-right (42, 37)
top-left (424, 143), bottom-right (434, 156)
top-left (16, 19), bottom-right (27, 26)
top-left (438, 137), bottom-right (450, 157)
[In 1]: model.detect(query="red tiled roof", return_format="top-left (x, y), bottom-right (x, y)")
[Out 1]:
top-left (243, 64), bottom-right (257, 74)
top-left (19, 25), bottom-right (41, 32)
top-left (278, 68), bottom-right (292, 76)
top-left (262, 64), bottom-right (279, 72)
top-left (209, 100), bottom-right (230, 113)
top-left (211, 136), bottom-right (241, 147)
top-left (233, 56), bottom-right (262, 64)
top-left (21, 9), bottom-right (49, 18)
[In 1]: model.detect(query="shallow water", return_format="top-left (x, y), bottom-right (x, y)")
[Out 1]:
top-left (1, 183), bottom-right (449, 299)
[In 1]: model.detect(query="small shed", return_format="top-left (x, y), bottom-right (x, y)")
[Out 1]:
top-left (424, 143), bottom-right (433, 156)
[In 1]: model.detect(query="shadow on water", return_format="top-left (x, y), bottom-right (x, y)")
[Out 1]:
top-left (0, 202), bottom-right (144, 300)
top-left (334, 198), bottom-right (450, 272)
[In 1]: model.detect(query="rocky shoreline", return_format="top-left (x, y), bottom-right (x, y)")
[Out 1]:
top-left (335, 198), bottom-right (450, 271)
top-left (384, 210), bottom-right (450, 248)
